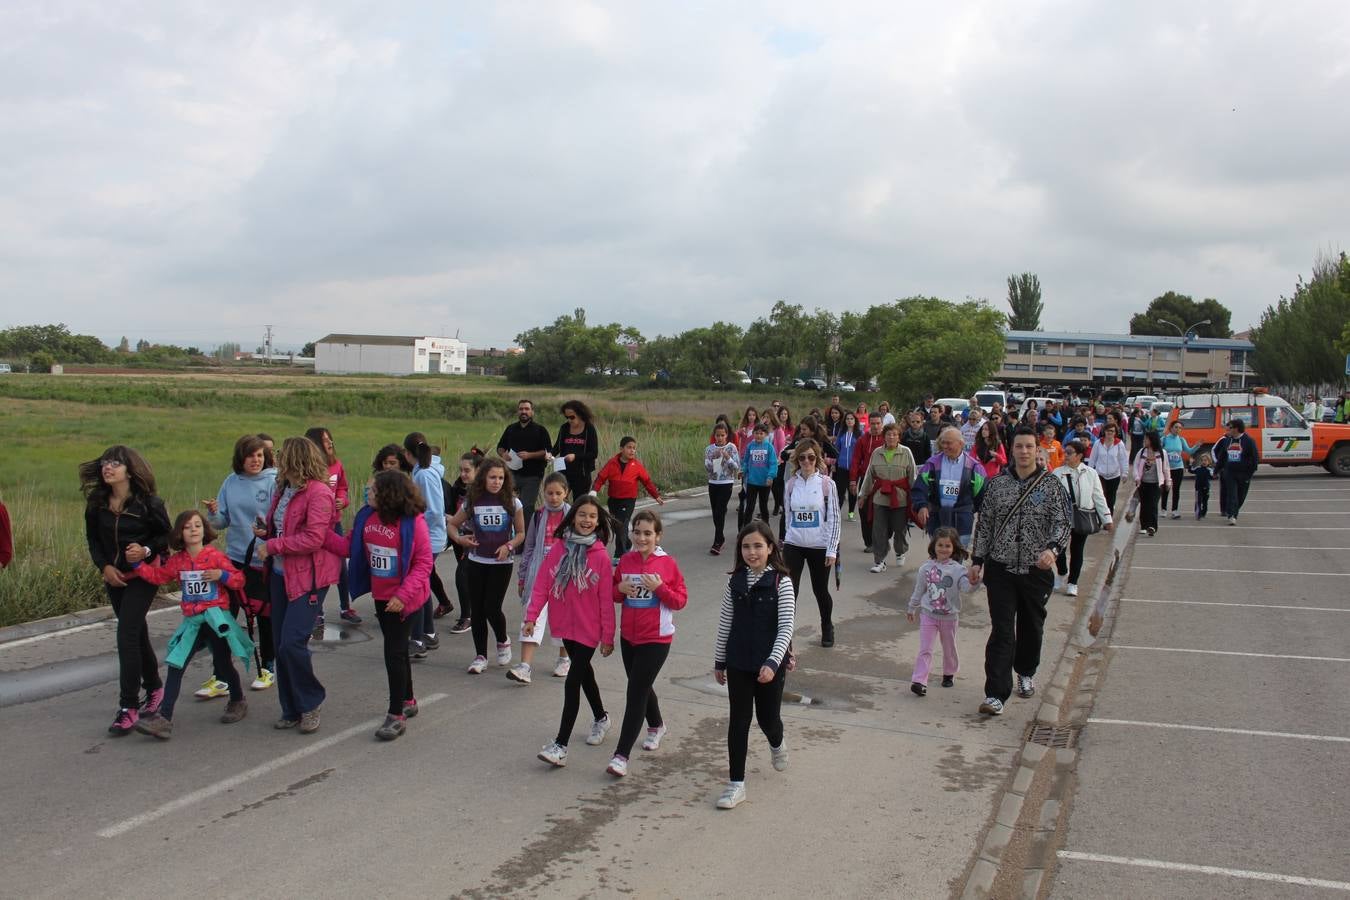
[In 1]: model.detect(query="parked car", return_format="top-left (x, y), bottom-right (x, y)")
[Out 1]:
top-left (1124, 395), bottom-right (1160, 411)
top-left (735, 370), bottom-right (752, 385)
top-left (806, 378), bottom-right (828, 391)
top-left (792, 378), bottom-right (806, 389)
top-left (974, 389), bottom-right (1006, 412)
top-left (1168, 391), bottom-right (1350, 476)
top-left (0, 363), bottom-right (11, 374)
top-left (833, 381), bottom-right (856, 392)
top-left (754, 376), bottom-right (770, 385)
top-left (935, 398), bottom-right (971, 419)
top-left (1149, 401), bottom-right (1174, 420)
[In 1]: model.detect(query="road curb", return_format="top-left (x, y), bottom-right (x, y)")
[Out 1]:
top-left (0, 604), bottom-right (116, 645)
top-left (960, 481), bottom-right (1142, 899)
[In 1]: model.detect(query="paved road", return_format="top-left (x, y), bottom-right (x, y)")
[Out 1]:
top-left (1052, 468), bottom-right (1350, 898)
top-left (0, 490), bottom-right (1106, 898)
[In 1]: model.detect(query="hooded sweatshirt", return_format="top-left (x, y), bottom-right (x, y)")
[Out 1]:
top-left (907, 559), bottom-right (973, 620)
top-left (208, 467), bottom-right (277, 565)
top-left (524, 538), bottom-right (615, 647)
top-left (411, 456), bottom-right (447, 553)
top-left (612, 547), bottom-right (688, 644)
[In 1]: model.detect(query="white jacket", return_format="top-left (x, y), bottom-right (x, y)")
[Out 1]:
top-left (1053, 463), bottom-right (1113, 524)
top-left (1087, 439), bottom-right (1129, 480)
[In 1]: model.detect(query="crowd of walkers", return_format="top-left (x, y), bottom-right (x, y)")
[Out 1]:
top-left (79, 389), bottom-right (1222, 809)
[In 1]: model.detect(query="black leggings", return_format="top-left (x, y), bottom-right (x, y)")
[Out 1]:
top-left (708, 482), bottom-right (733, 547)
top-left (465, 559), bottom-right (512, 656)
top-left (726, 666), bottom-right (786, 782)
top-left (160, 630), bottom-right (242, 720)
top-left (233, 560), bottom-right (273, 670)
top-left (1056, 530), bottom-right (1090, 585)
top-left (608, 498), bottom-right (635, 557)
top-left (375, 601), bottom-right (414, 715)
top-left (430, 565), bottom-right (452, 611)
top-left (784, 544), bottom-right (833, 638)
top-left (615, 639), bottom-right (669, 757)
top-left (1100, 476), bottom-right (1121, 514)
top-left (109, 579), bottom-right (161, 710)
top-left (557, 639), bottom-right (607, 746)
top-left (746, 484), bottom-right (772, 520)
top-left (1162, 468), bottom-right (1185, 511)
top-left (1138, 481), bottom-right (1161, 531)
top-left (831, 467), bottom-right (857, 513)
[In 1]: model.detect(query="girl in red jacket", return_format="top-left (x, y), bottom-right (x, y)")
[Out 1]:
top-left (306, 426), bottom-right (359, 626)
top-left (127, 510), bottom-right (251, 739)
top-left (525, 496), bottom-right (615, 768)
top-left (606, 509), bottom-right (688, 778)
top-left (591, 436), bottom-right (663, 561)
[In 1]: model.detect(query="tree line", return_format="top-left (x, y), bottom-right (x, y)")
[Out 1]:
top-left (1250, 251), bottom-right (1350, 388)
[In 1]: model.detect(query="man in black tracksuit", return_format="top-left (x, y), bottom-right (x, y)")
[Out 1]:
top-left (1212, 418), bottom-right (1259, 524)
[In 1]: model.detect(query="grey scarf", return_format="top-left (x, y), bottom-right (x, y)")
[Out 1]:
top-left (550, 529), bottom-right (600, 598)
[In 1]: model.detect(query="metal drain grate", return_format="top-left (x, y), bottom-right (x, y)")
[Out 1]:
top-left (1024, 723), bottom-right (1081, 749)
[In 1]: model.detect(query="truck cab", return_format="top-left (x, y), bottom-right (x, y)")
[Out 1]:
top-left (1168, 391), bottom-right (1350, 476)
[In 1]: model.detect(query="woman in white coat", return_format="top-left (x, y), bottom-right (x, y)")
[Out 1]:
top-left (1053, 439), bottom-right (1114, 597)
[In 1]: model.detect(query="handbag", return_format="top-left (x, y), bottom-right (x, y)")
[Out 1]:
top-left (1067, 471), bottom-right (1103, 535)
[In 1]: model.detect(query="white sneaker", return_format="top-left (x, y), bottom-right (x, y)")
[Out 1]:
top-left (194, 678), bottom-right (229, 700)
top-left (466, 656), bottom-right (487, 674)
top-left (586, 714), bottom-right (611, 746)
top-left (249, 668), bottom-right (274, 691)
top-left (506, 662), bottom-right (532, 684)
top-left (896, 553), bottom-right (907, 567)
top-left (496, 640), bottom-right (512, 666)
top-left (771, 740), bottom-right (789, 772)
top-left (1066, 583), bottom-right (1079, 597)
top-left (606, 755), bottom-right (628, 777)
top-left (1228, 517), bottom-right (1237, 526)
top-left (716, 781), bottom-right (746, 809)
top-left (642, 725), bottom-right (667, 751)
top-left (979, 697), bottom-right (1004, 716)
top-left (538, 741), bottom-right (568, 767)
top-left (1170, 512), bottom-right (1181, 519)
top-left (1016, 674), bottom-right (1036, 698)
top-left (869, 561), bottom-right (886, 574)
top-left (1054, 574), bottom-right (1065, 592)
top-left (553, 656), bottom-right (571, 678)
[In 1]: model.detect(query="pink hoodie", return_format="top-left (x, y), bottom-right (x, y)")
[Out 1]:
top-left (264, 480), bottom-right (343, 601)
top-left (611, 548), bottom-right (688, 644)
top-left (524, 540), bottom-right (615, 647)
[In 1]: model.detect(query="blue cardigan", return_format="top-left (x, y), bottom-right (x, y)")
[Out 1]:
top-left (347, 505), bottom-right (415, 601)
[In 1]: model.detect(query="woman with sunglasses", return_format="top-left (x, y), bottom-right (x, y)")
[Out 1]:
top-left (80, 446), bottom-right (172, 735)
top-left (553, 399), bottom-right (599, 504)
top-left (781, 439), bottom-right (841, 647)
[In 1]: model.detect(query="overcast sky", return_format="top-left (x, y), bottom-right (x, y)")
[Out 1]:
top-left (3, 2), bottom-right (1348, 350)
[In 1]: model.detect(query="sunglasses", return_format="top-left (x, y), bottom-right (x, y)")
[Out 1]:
top-left (564, 415), bottom-right (577, 421)
top-left (799, 453), bottom-right (818, 462)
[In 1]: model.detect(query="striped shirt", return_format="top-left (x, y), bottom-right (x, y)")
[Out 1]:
top-left (714, 569), bottom-right (796, 672)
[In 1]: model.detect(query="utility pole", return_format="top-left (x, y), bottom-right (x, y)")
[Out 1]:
top-left (264, 325), bottom-right (274, 365)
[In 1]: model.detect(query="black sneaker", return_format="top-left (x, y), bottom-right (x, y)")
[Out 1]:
top-left (448, 617), bottom-right (471, 635)
top-left (910, 682), bottom-right (927, 697)
top-left (821, 632), bottom-right (835, 648)
top-left (409, 639), bottom-right (428, 660)
top-left (941, 675), bottom-right (954, 688)
top-left (424, 633), bottom-right (441, 650)
top-left (375, 714), bottom-right (406, 741)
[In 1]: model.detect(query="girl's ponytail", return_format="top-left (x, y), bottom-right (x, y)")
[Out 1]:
top-left (403, 432), bottom-right (433, 470)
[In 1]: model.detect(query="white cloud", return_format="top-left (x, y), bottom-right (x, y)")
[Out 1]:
top-left (2, 0), bottom-right (1347, 350)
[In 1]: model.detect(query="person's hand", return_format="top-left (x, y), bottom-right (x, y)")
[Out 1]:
top-left (522, 620), bottom-right (535, 638)
top-left (566, 453), bottom-right (576, 463)
top-left (387, 597), bottom-right (404, 614)
top-left (1035, 549), bottom-right (1056, 570)
top-left (906, 611), bottom-right (916, 623)
top-left (201, 498), bottom-right (219, 515)
top-left (1088, 611), bottom-right (1103, 637)
top-left (825, 556), bottom-right (836, 568)
top-left (714, 669), bottom-right (726, 686)
top-left (640, 573), bottom-right (662, 592)
top-left (458, 534), bottom-right (479, 549)
top-left (254, 542), bottom-right (269, 561)
top-left (968, 564), bottom-right (982, 586)
top-left (757, 665), bottom-right (775, 684)
top-left (496, 543), bottom-right (512, 562)
top-left (1104, 521), bottom-right (1114, 532)
top-left (102, 565), bottom-right (127, 588)
top-left (518, 580), bottom-right (525, 598)
top-left (849, 481), bottom-right (857, 494)
top-left (124, 544), bottom-right (150, 564)
top-left (203, 569), bottom-right (222, 582)
top-left (655, 496), bottom-right (666, 505)
top-left (618, 579), bottom-right (641, 597)
top-left (599, 643), bottom-right (614, 657)
top-left (916, 508), bottom-right (929, 528)
top-left (252, 522), bottom-right (268, 539)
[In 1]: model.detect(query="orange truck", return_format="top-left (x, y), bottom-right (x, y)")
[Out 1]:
top-left (1168, 391), bottom-right (1350, 476)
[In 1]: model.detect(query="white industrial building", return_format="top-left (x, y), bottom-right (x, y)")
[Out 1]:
top-left (315, 334), bottom-right (469, 376)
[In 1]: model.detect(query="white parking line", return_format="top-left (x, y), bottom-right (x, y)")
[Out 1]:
top-left (1134, 543), bottom-right (1350, 550)
top-left (1181, 525), bottom-right (1350, 531)
top-left (1237, 498), bottom-right (1350, 503)
top-left (1132, 566), bottom-right (1347, 577)
top-left (97, 692), bottom-right (449, 838)
top-left (1120, 597), bottom-right (1350, 613)
top-left (1058, 850), bottom-right (1350, 890)
top-left (1112, 645), bottom-right (1350, 662)
top-left (0, 606), bottom-right (179, 650)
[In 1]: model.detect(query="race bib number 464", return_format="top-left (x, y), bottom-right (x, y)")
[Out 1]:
top-left (792, 506), bottom-right (821, 529)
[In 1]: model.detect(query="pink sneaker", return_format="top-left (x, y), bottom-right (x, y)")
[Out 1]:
top-left (108, 707), bottom-right (139, 736)
top-left (140, 687), bottom-right (165, 718)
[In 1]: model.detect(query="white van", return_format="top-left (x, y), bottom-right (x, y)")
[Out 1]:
top-left (0, 363), bottom-right (11, 374)
top-left (974, 389), bottom-right (1006, 412)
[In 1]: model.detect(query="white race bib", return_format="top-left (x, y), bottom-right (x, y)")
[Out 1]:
top-left (624, 574), bottom-right (657, 608)
top-left (181, 570), bottom-right (219, 602)
top-left (368, 544), bottom-right (398, 576)
top-left (1227, 444), bottom-right (1242, 462)
top-left (475, 505), bottom-right (509, 532)
top-left (791, 505), bottom-right (821, 529)
top-left (940, 479), bottom-right (960, 499)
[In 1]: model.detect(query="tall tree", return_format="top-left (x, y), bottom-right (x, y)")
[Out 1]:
top-left (1128, 292), bottom-right (1233, 338)
top-left (116, 336), bottom-right (130, 353)
top-left (507, 308), bottom-right (642, 383)
top-left (744, 301), bottom-right (807, 383)
top-left (1006, 273), bottom-right (1043, 331)
top-left (1251, 251), bottom-right (1350, 387)
top-left (879, 299), bottom-right (1005, 407)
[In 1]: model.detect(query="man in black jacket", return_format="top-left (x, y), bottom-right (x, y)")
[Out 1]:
top-left (497, 399), bottom-right (552, 512)
top-left (1213, 418), bottom-right (1259, 525)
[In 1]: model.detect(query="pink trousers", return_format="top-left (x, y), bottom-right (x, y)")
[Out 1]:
top-left (911, 613), bottom-right (958, 684)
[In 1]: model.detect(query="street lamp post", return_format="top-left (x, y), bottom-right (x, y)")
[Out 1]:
top-left (1154, 318), bottom-right (1212, 388)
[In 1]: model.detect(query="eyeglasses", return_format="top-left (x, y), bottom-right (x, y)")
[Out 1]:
top-left (100, 459), bottom-right (126, 469)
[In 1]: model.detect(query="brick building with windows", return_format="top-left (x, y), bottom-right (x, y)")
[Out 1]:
top-left (994, 330), bottom-right (1255, 392)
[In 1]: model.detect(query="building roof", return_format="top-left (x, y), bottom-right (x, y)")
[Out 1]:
top-left (316, 334), bottom-right (466, 347)
top-left (1004, 330), bottom-right (1253, 350)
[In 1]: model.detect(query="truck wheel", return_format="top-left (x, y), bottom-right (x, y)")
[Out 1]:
top-left (1328, 445), bottom-right (1350, 477)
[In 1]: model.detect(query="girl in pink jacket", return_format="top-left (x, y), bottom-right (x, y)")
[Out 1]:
top-left (526, 496), bottom-right (615, 768)
top-left (253, 437), bottom-right (341, 734)
top-left (606, 509), bottom-right (688, 778)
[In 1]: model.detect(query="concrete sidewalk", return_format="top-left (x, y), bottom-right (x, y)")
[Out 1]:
top-left (0, 490), bottom-right (1101, 898)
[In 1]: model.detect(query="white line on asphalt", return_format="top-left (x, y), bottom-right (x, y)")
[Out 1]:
top-left (1180, 525), bottom-right (1350, 530)
top-left (1133, 565), bottom-right (1347, 577)
top-left (1194, 511), bottom-right (1350, 516)
top-left (1237, 498), bottom-right (1350, 502)
top-left (1112, 645), bottom-right (1350, 662)
top-left (1121, 597), bottom-right (1350, 613)
top-left (0, 606), bottom-right (179, 650)
top-left (1134, 543), bottom-right (1350, 551)
top-left (96, 692), bottom-right (449, 838)
top-left (1057, 850), bottom-right (1350, 890)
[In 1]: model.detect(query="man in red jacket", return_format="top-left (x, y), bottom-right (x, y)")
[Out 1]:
top-left (849, 411), bottom-right (885, 554)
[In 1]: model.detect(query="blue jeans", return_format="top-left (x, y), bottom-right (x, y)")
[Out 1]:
top-left (270, 570), bottom-right (327, 719)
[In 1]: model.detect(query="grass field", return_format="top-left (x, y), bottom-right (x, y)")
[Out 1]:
top-left (0, 371), bottom-right (831, 626)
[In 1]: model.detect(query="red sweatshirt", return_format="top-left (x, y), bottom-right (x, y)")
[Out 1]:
top-left (592, 455), bottom-right (661, 502)
top-left (850, 430), bottom-right (885, 482)
top-left (325, 461), bottom-right (350, 512)
top-left (0, 500), bottom-right (11, 568)
top-left (612, 548), bottom-right (688, 644)
top-left (129, 546), bottom-right (243, 616)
